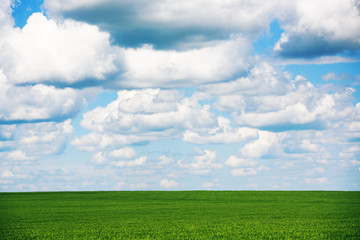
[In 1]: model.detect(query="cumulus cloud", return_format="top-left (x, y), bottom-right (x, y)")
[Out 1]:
top-left (198, 62), bottom-right (291, 97)
top-left (299, 140), bottom-right (322, 152)
top-left (2, 2), bottom-right (253, 89)
top-left (225, 156), bottom-right (257, 167)
top-left (44, 0), bottom-right (280, 49)
top-left (91, 147), bottom-right (139, 166)
top-left (111, 156), bottom-right (147, 168)
top-left (240, 131), bottom-right (282, 158)
top-left (274, 0), bottom-right (360, 58)
top-left (91, 152), bottom-right (107, 164)
top-left (0, 3), bottom-right (98, 124)
top-left (200, 63), bottom-right (356, 131)
top-left (81, 89), bottom-right (215, 134)
top-left (45, 0), bottom-right (360, 59)
top-left (7, 150), bottom-right (36, 161)
top-left (183, 117), bottom-right (258, 144)
top-left (118, 38), bottom-right (251, 88)
top-left (159, 155), bottom-right (175, 165)
top-left (178, 149), bottom-right (222, 175)
top-left (304, 177), bottom-right (329, 184)
top-left (72, 61), bottom-right (360, 166)
top-left (7, 2), bottom-right (256, 92)
top-left (0, 71), bottom-right (96, 123)
top-left (108, 147), bottom-right (137, 159)
top-left (160, 179), bottom-right (179, 188)
top-left (1, 170), bottom-right (26, 179)
top-left (0, 120), bottom-right (73, 161)
top-left (0, 12), bottom-right (121, 86)
top-left (72, 89), bottom-right (217, 150)
top-left (2, 0), bottom-right (359, 191)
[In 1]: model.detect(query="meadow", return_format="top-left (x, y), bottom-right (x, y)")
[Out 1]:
top-left (0, 191), bottom-right (359, 239)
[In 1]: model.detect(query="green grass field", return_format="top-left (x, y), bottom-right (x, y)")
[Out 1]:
top-left (0, 191), bottom-right (359, 239)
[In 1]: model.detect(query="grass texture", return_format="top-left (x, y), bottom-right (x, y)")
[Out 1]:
top-left (0, 191), bottom-right (359, 239)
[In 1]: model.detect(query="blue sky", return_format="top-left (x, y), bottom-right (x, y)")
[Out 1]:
top-left (0, 0), bottom-right (359, 191)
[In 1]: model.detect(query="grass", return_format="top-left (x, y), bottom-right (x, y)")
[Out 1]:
top-left (0, 191), bottom-right (359, 239)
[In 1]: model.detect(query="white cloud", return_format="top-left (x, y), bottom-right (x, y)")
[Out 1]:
top-left (91, 147), bottom-right (138, 165)
top-left (299, 140), bottom-right (321, 152)
top-left (193, 150), bottom-right (221, 169)
top-left (231, 74), bottom-right (355, 130)
top-left (111, 156), bottom-right (147, 168)
top-left (274, 0), bottom-right (360, 57)
top-left (1, 0), bottom-right (359, 192)
top-left (1, 170), bottom-right (26, 179)
top-left (305, 167), bottom-right (325, 175)
top-left (0, 3), bottom-right (257, 92)
top-left (73, 89), bottom-right (218, 151)
top-left (159, 155), bottom-right (174, 165)
top-left (160, 179), bottom-right (179, 188)
top-left (240, 131), bottom-right (281, 158)
top-left (183, 117), bottom-right (258, 144)
top-left (44, 0), bottom-right (280, 49)
top-left (0, 120), bottom-right (73, 161)
top-left (0, 71), bottom-right (96, 123)
top-left (348, 146), bottom-right (360, 153)
top-left (119, 38), bottom-right (251, 88)
top-left (198, 62), bottom-right (357, 136)
top-left (108, 147), bottom-right (136, 159)
top-left (7, 150), bottom-right (36, 161)
top-left (0, 12), bottom-right (121, 85)
top-left (351, 160), bottom-right (360, 166)
top-left (91, 152), bottom-right (107, 164)
top-left (81, 89), bottom-right (215, 134)
top-left (198, 62), bottom-right (291, 97)
top-left (178, 149), bottom-right (222, 175)
top-left (199, 63), bottom-right (356, 134)
top-left (225, 156), bottom-right (257, 167)
top-left (304, 177), bottom-right (329, 184)
top-left (0, 0), bottom-right (14, 31)
top-left (236, 103), bottom-right (316, 127)
top-left (42, 0), bottom-right (360, 61)
top-left (0, 5), bottom-right (102, 125)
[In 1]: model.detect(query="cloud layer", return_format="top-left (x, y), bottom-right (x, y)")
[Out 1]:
top-left (0, 0), bottom-right (359, 191)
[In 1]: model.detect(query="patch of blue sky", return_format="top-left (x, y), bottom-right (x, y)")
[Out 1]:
top-left (285, 62), bottom-right (360, 83)
top-left (87, 90), bottom-right (118, 109)
top-left (11, 0), bottom-right (44, 28)
top-left (252, 20), bottom-right (283, 56)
